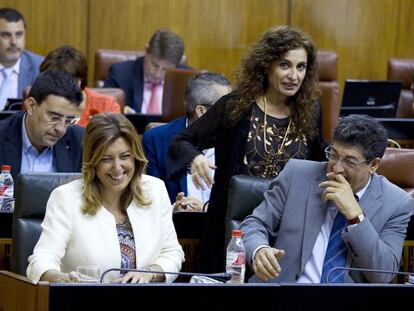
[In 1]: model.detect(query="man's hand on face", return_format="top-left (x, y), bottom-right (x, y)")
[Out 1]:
top-left (319, 172), bottom-right (363, 220)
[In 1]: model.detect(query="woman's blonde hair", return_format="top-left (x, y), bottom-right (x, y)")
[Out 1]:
top-left (81, 112), bottom-right (150, 215)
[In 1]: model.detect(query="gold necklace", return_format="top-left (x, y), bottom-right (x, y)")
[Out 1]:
top-left (263, 96), bottom-right (292, 155)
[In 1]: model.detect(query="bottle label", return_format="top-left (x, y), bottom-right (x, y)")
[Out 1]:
top-left (0, 185), bottom-right (13, 197)
top-left (0, 183), bottom-right (14, 211)
top-left (226, 251), bottom-right (246, 284)
top-left (226, 252), bottom-right (246, 265)
top-left (0, 196), bottom-right (15, 211)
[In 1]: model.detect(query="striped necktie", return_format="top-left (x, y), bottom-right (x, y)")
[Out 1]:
top-left (320, 211), bottom-right (347, 283)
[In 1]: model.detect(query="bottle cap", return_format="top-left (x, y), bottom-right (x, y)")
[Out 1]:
top-left (1, 165), bottom-right (11, 171)
top-left (232, 229), bottom-right (242, 237)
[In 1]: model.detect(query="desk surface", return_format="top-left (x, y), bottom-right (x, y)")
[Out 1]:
top-left (1, 270), bottom-right (413, 311)
top-left (34, 281), bottom-right (414, 310)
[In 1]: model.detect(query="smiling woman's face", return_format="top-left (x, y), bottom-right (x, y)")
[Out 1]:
top-left (96, 137), bottom-right (135, 197)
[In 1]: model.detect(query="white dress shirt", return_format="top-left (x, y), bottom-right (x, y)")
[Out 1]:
top-left (297, 177), bottom-right (371, 283)
top-left (0, 58), bottom-right (20, 109)
top-left (186, 147), bottom-right (215, 203)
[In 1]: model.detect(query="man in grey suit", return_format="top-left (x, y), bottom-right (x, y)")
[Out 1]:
top-left (240, 114), bottom-right (413, 283)
top-left (0, 7), bottom-right (43, 110)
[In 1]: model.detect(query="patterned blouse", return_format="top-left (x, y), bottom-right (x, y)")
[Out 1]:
top-left (243, 103), bottom-right (308, 178)
top-left (116, 218), bottom-right (136, 271)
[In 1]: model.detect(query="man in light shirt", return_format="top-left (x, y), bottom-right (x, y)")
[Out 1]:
top-left (142, 72), bottom-right (231, 211)
top-left (0, 7), bottom-right (43, 110)
top-left (240, 114), bottom-right (413, 283)
top-left (104, 29), bottom-right (190, 114)
top-left (0, 71), bottom-right (84, 181)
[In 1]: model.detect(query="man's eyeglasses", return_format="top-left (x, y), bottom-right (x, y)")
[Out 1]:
top-left (47, 111), bottom-right (77, 126)
top-left (324, 144), bottom-right (371, 169)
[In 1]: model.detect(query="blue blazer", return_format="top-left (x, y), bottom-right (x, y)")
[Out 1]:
top-left (18, 50), bottom-right (44, 98)
top-left (142, 117), bottom-right (187, 203)
top-left (103, 57), bottom-right (190, 112)
top-left (0, 112), bottom-right (84, 181)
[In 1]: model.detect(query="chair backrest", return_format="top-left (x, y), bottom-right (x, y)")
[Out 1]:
top-left (387, 58), bottom-right (414, 118)
top-left (377, 147), bottom-right (414, 198)
top-left (161, 68), bottom-right (200, 122)
top-left (11, 173), bottom-right (82, 275)
top-left (94, 49), bottom-right (145, 87)
top-left (225, 175), bottom-right (272, 248)
top-left (88, 87), bottom-right (126, 111)
top-left (317, 50), bottom-right (341, 142)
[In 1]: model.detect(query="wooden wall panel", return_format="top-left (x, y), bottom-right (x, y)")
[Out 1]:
top-left (0, 0), bottom-right (87, 57)
top-left (88, 0), bottom-right (289, 85)
top-left (393, 0), bottom-right (414, 57)
top-left (291, 0), bottom-right (414, 97)
top-left (0, 0), bottom-right (412, 91)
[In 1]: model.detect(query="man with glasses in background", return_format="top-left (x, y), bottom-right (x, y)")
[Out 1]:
top-left (240, 114), bottom-right (413, 283)
top-left (0, 71), bottom-right (84, 181)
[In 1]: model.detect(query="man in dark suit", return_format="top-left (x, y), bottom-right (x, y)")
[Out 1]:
top-left (142, 72), bottom-right (231, 210)
top-left (0, 8), bottom-right (43, 110)
top-left (103, 29), bottom-right (189, 113)
top-left (0, 71), bottom-right (84, 181)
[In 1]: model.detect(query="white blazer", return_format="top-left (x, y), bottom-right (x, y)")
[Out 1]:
top-left (27, 175), bottom-right (184, 283)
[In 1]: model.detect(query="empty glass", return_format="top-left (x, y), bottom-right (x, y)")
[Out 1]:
top-left (76, 265), bottom-right (101, 283)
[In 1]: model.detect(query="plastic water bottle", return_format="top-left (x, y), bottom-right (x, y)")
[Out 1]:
top-left (226, 229), bottom-right (246, 284)
top-left (0, 165), bottom-right (14, 211)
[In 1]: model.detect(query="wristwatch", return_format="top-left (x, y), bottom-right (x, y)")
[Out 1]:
top-left (347, 213), bottom-right (365, 225)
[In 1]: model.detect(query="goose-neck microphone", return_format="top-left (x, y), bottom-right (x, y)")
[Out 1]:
top-left (327, 266), bottom-right (414, 283)
top-left (100, 268), bottom-right (232, 283)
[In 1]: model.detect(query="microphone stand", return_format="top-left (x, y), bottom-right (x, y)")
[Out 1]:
top-left (100, 268), bottom-right (232, 284)
top-left (327, 267), bottom-right (414, 283)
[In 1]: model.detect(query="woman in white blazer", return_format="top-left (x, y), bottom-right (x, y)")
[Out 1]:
top-left (27, 112), bottom-right (184, 283)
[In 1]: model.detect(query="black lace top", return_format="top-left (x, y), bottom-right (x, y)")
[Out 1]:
top-left (243, 103), bottom-right (308, 178)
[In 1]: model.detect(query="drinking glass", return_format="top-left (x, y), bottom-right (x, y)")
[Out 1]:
top-left (76, 265), bottom-right (101, 283)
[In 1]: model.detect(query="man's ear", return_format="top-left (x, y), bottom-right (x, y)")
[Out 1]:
top-left (194, 105), bottom-right (208, 118)
top-left (369, 157), bottom-right (381, 174)
top-left (144, 44), bottom-right (150, 55)
top-left (25, 97), bottom-right (36, 115)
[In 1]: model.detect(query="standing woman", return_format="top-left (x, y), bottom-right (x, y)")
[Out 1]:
top-left (27, 113), bottom-right (184, 283)
top-left (168, 25), bottom-right (326, 273)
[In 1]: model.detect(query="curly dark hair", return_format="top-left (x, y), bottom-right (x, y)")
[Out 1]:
top-left (230, 25), bottom-right (320, 138)
top-left (333, 114), bottom-right (388, 160)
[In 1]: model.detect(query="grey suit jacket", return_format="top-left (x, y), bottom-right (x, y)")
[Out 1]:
top-left (18, 50), bottom-right (44, 98)
top-left (240, 159), bottom-right (413, 283)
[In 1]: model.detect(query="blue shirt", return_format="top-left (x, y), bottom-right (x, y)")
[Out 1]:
top-left (20, 114), bottom-right (57, 174)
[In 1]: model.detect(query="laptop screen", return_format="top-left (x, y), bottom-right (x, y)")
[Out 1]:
top-left (340, 80), bottom-right (402, 118)
top-left (341, 80), bottom-right (402, 107)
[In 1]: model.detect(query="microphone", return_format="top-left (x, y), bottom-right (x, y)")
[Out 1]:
top-left (100, 268), bottom-right (232, 283)
top-left (327, 267), bottom-right (414, 283)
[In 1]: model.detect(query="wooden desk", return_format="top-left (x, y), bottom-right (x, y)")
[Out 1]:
top-left (1, 271), bottom-right (413, 311)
